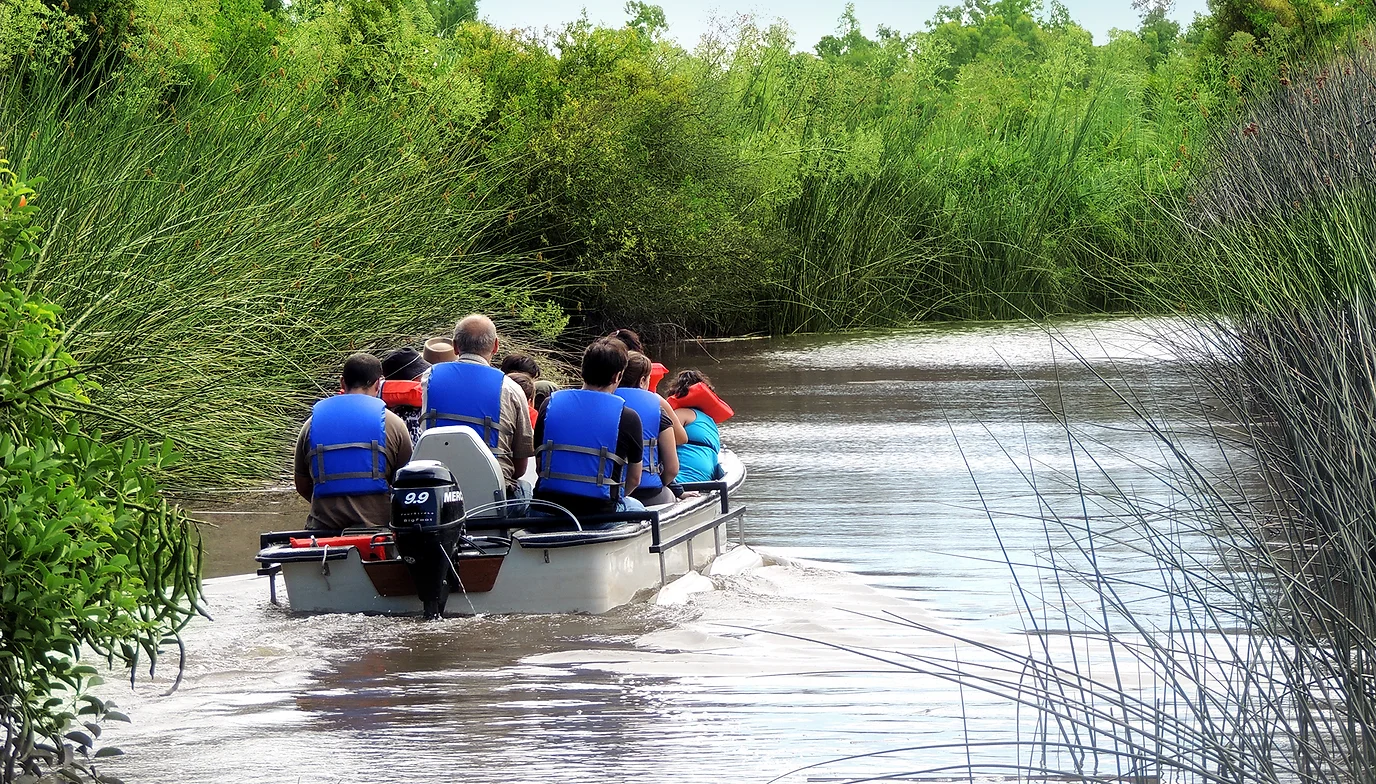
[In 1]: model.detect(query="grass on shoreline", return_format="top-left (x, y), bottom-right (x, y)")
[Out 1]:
top-left (1, 58), bottom-right (566, 485)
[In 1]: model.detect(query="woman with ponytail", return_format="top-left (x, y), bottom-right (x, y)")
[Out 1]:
top-left (665, 370), bottom-right (733, 483)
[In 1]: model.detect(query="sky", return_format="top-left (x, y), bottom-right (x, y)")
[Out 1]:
top-left (480, 0), bottom-right (1212, 50)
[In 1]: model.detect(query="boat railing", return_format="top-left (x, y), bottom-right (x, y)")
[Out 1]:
top-left (648, 481), bottom-right (747, 586)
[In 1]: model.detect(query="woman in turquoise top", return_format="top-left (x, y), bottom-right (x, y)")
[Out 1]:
top-left (666, 370), bottom-right (733, 483)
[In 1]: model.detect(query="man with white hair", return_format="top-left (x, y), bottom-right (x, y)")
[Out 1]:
top-left (419, 314), bottom-right (535, 505)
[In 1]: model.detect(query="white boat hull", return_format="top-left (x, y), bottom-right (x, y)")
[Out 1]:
top-left (259, 452), bottom-right (746, 615)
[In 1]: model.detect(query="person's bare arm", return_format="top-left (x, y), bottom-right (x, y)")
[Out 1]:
top-left (674, 407), bottom-right (697, 427)
top-left (625, 461), bottom-right (642, 495)
top-left (660, 396), bottom-right (688, 445)
top-left (657, 426), bottom-right (678, 485)
top-left (514, 456), bottom-right (529, 478)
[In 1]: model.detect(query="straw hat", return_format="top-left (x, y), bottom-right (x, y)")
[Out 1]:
top-left (381, 347), bottom-right (430, 381)
top-left (423, 337), bottom-right (458, 364)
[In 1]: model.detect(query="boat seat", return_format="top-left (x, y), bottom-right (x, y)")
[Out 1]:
top-left (412, 426), bottom-right (507, 519)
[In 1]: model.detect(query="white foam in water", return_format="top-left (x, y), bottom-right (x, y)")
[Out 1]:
top-left (654, 570), bottom-right (715, 605)
top-left (653, 545), bottom-right (769, 605)
top-left (534, 547), bottom-right (1015, 676)
top-left (706, 543), bottom-right (765, 576)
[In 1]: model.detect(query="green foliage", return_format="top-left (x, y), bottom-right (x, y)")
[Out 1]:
top-left (429, 0), bottom-right (477, 36)
top-left (1138, 2), bottom-right (1182, 67)
top-left (283, 0), bottom-right (440, 93)
top-left (624, 1), bottom-right (667, 39)
top-left (0, 163), bottom-right (202, 780)
top-left (0, 0), bottom-right (87, 75)
top-left (0, 0), bottom-right (1372, 484)
top-left (0, 46), bottom-right (564, 484)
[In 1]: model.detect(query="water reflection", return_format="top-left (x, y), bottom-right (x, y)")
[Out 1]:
top-left (100, 318), bottom-right (1234, 783)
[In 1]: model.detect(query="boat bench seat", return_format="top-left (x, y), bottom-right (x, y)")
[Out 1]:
top-left (412, 426), bottom-right (507, 519)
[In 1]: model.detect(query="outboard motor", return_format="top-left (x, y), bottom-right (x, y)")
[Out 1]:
top-left (389, 460), bottom-right (466, 619)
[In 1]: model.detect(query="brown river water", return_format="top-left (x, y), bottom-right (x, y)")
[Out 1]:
top-left (95, 318), bottom-right (1234, 784)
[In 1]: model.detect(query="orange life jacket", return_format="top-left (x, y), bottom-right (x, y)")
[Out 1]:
top-left (667, 382), bottom-right (734, 423)
top-left (289, 533), bottom-right (390, 561)
top-left (380, 379), bottom-right (422, 409)
top-left (649, 362), bottom-right (668, 392)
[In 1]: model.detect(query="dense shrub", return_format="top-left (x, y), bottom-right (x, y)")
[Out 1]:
top-left (0, 164), bottom-right (202, 781)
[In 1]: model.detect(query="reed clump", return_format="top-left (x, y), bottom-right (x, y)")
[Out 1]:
top-left (962, 39), bottom-right (1376, 781)
top-left (772, 38), bottom-right (1376, 782)
top-left (0, 51), bottom-right (567, 485)
top-left (948, 40), bottom-right (1376, 782)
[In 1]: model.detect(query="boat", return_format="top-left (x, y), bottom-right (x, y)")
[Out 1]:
top-left (255, 425), bottom-right (747, 616)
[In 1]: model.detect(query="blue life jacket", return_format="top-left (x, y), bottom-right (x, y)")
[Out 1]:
top-left (676, 409), bottom-right (721, 484)
top-left (614, 387), bottom-right (663, 490)
top-left (536, 390), bottom-right (626, 500)
top-left (421, 361), bottom-right (506, 454)
top-left (308, 394), bottom-right (389, 497)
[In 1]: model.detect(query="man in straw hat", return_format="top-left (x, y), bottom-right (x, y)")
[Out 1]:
top-left (294, 353), bottom-right (413, 530)
top-left (419, 314), bottom-right (535, 510)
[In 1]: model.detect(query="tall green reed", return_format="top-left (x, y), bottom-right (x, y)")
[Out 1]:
top-left (769, 316), bottom-right (1376, 781)
top-left (922, 40), bottom-right (1376, 782)
top-left (1, 51), bottom-right (565, 485)
top-left (729, 25), bottom-right (1197, 332)
top-left (772, 39), bottom-right (1376, 783)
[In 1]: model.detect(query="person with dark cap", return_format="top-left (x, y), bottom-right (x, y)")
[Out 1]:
top-left (380, 347), bottom-right (429, 444)
top-left (607, 328), bottom-right (670, 392)
top-left (294, 353), bottom-right (414, 531)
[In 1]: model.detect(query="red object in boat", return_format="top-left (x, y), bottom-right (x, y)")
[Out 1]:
top-left (667, 382), bottom-right (734, 423)
top-left (289, 534), bottom-right (391, 561)
top-left (648, 362), bottom-right (669, 392)
top-left (380, 379), bottom-right (422, 408)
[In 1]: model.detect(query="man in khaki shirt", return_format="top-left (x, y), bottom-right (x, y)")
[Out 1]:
top-left (420, 314), bottom-right (535, 499)
top-left (294, 353), bottom-right (414, 531)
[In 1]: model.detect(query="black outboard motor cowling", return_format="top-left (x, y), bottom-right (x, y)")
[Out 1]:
top-left (388, 460), bottom-right (465, 619)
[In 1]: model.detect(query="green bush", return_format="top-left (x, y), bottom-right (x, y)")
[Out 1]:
top-left (0, 164), bottom-right (202, 781)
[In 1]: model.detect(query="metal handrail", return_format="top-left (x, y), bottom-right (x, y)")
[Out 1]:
top-left (647, 482), bottom-right (746, 586)
top-left (675, 480), bottom-right (730, 514)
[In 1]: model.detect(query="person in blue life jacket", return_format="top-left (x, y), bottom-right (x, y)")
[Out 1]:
top-left (666, 369), bottom-right (734, 484)
top-left (532, 338), bottom-right (646, 520)
top-left (420, 314), bottom-right (536, 509)
top-left (293, 353), bottom-right (414, 531)
top-left (615, 351), bottom-right (683, 506)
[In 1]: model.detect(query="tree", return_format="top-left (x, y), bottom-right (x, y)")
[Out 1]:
top-left (816, 3), bottom-right (874, 59)
top-left (1135, 0), bottom-right (1181, 67)
top-left (430, 0), bottom-right (478, 36)
top-left (624, 1), bottom-right (666, 39)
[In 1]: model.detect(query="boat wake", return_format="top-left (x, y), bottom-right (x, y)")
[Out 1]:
top-left (94, 551), bottom-right (1046, 784)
